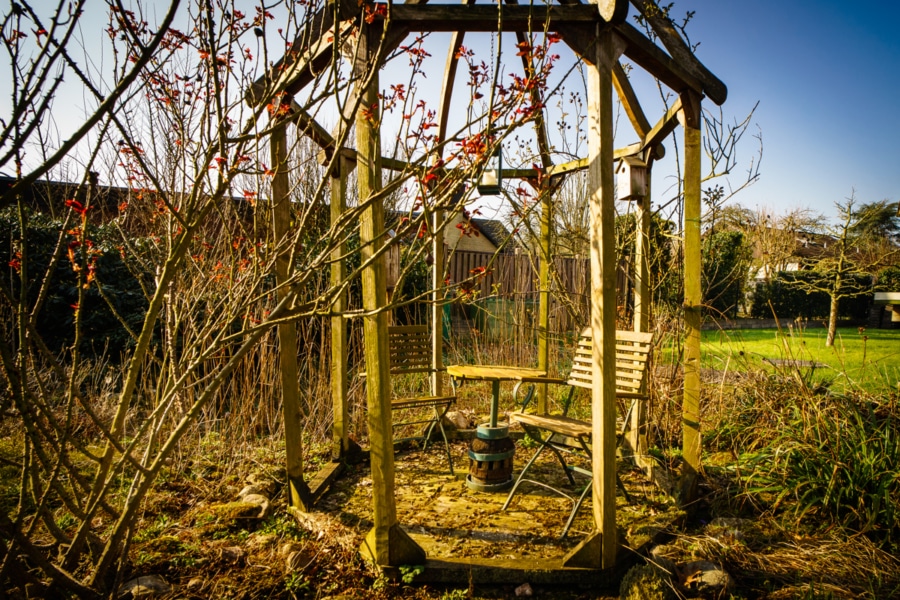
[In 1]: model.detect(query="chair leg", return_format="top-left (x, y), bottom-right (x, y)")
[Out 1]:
top-left (560, 480), bottom-right (594, 539)
top-left (546, 443), bottom-right (577, 486)
top-left (434, 404), bottom-right (454, 476)
top-left (421, 413), bottom-right (437, 452)
top-left (501, 441), bottom-right (549, 511)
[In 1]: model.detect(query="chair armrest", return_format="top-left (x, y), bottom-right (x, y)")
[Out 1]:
top-left (516, 376), bottom-right (568, 385)
top-left (512, 377), bottom-right (569, 411)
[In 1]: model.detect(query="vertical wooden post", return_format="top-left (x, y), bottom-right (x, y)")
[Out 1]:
top-left (330, 152), bottom-right (350, 460)
top-left (536, 191), bottom-right (552, 413)
top-left (680, 91), bottom-right (702, 505)
top-left (431, 207), bottom-right (444, 396)
top-left (271, 124), bottom-right (311, 510)
top-left (355, 30), bottom-right (425, 567)
top-left (627, 174), bottom-right (651, 459)
top-left (564, 29), bottom-right (624, 570)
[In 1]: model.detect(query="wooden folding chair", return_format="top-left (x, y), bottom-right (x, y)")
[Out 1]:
top-left (501, 328), bottom-right (652, 537)
top-left (385, 325), bottom-right (456, 474)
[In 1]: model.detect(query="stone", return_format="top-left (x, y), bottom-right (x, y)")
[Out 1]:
top-left (514, 582), bottom-right (533, 596)
top-left (246, 472), bottom-right (277, 495)
top-left (240, 493), bottom-right (271, 519)
top-left (707, 517), bottom-right (750, 529)
top-left (707, 517), bottom-right (750, 542)
top-left (678, 560), bottom-right (734, 596)
top-left (280, 541), bottom-right (304, 557)
top-left (286, 548), bottom-right (316, 571)
top-left (646, 553), bottom-right (678, 578)
top-left (118, 575), bottom-right (172, 598)
top-left (238, 484), bottom-right (267, 498)
top-left (220, 546), bottom-right (244, 563)
top-left (443, 410), bottom-right (470, 430)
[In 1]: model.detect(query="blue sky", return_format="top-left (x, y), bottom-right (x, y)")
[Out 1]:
top-left (4, 0), bottom-right (897, 224)
top-left (675, 0), bottom-right (900, 219)
top-left (379, 0), bottom-right (900, 223)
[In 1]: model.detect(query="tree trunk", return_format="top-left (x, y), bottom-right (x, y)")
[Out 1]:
top-left (826, 293), bottom-right (839, 347)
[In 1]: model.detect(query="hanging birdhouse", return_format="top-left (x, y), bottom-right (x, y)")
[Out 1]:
top-left (616, 156), bottom-right (648, 201)
top-left (476, 146), bottom-right (502, 196)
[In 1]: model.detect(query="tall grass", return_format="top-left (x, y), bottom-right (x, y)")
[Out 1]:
top-left (740, 391), bottom-right (900, 548)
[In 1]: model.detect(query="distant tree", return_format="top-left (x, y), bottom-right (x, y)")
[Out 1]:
top-left (785, 195), bottom-right (900, 346)
top-left (875, 265), bottom-right (900, 291)
top-left (615, 211), bottom-right (679, 314)
top-left (849, 200), bottom-right (900, 268)
top-left (701, 229), bottom-right (750, 319)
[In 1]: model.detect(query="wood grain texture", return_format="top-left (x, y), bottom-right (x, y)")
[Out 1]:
top-left (681, 91), bottom-right (703, 506)
top-left (628, 0), bottom-right (727, 104)
top-left (356, 30), bottom-right (404, 565)
top-left (384, 4), bottom-right (597, 32)
top-left (615, 23), bottom-right (704, 98)
top-left (613, 61), bottom-right (652, 139)
top-left (331, 153), bottom-right (350, 459)
top-left (586, 29), bottom-right (622, 569)
top-left (271, 125), bottom-right (311, 509)
top-left (629, 183), bottom-right (651, 459)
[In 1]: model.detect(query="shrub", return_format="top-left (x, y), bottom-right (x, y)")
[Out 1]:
top-left (703, 229), bottom-right (751, 318)
top-left (875, 266), bottom-right (900, 292)
top-left (750, 271), bottom-right (871, 320)
top-left (742, 393), bottom-right (900, 549)
top-left (1, 206), bottom-right (151, 356)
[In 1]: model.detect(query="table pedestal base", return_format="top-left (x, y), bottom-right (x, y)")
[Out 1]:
top-left (467, 424), bottom-right (514, 492)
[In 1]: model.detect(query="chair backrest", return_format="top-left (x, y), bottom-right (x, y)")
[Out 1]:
top-left (387, 325), bottom-right (433, 375)
top-left (566, 328), bottom-right (653, 394)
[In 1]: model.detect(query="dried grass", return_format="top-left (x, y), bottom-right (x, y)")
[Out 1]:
top-left (659, 525), bottom-right (900, 599)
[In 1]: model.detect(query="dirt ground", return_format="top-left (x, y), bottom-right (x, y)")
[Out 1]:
top-left (323, 438), bottom-right (680, 564)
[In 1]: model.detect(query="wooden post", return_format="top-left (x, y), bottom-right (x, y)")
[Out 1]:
top-left (679, 91), bottom-right (702, 505)
top-left (564, 29), bottom-right (624, 570)
top-left (431, 207), bottom-right (444, 396)
top-left (271, 124), bottom-right (312, 510)
top-left (627, 173), bottom-right (651, 459)
top-left (536, 191), bottom-right (551, 413)
top-left (331, 152), bottom-right (351, 460)
top-left (355, 29), bottom-right (425, 567)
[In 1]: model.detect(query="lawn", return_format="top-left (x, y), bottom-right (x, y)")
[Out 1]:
top-left (663, 326), bottom-right (900, 395)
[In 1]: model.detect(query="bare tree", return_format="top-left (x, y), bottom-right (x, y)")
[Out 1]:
top-left (0, 1), bottom-right (572, 594)
top-left (785, 195), bottom-right (899, 346)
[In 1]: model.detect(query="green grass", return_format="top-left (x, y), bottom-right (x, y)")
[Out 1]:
top-left (662, 327), bottom-right (900, 394)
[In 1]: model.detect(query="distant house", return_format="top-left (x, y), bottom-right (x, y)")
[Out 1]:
top-left (386, 208), bottom-right (517, 255)
top-left (751, 229), bottom-right (838, 282)
top-left (444, 210), bottom-right (517, 254)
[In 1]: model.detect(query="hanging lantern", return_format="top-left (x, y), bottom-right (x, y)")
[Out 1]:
top-left (476, 146), bottom-right (502, 196)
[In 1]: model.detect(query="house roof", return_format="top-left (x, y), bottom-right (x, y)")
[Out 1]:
top-left (471, 217), bottom-right (516, 250)
top-left (385, 209), bottom-right (517, 252)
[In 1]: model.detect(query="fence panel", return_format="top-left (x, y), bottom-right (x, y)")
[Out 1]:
top-left (447, 250), bottom-right (598, 337)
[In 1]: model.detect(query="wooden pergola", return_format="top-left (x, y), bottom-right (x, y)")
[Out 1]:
top-left (253, 0), bottom-right (726, 576)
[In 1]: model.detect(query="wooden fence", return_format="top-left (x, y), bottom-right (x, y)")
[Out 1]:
top-left (444, 250), bottom-right (629, 337)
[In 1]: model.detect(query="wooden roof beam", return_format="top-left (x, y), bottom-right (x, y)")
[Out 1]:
top-left (628, 0), bottom-right (727, 105)
top-left (247, 0), bottom-right (357, 105)
top-left (640, 95), bottom-right (682, 157)
top-left (612, 61), bottom-right (651, 139)
top-left (614, 23), bottom-right (705, 99)
top-left (382, 4), bottom-right (601, 32)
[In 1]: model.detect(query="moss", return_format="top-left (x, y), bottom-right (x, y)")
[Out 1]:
top-left (619, 563), bottom-right (677, 600)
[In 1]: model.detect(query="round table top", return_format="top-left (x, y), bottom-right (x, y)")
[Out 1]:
top-left (445, 365), bottom-right (546, 381)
